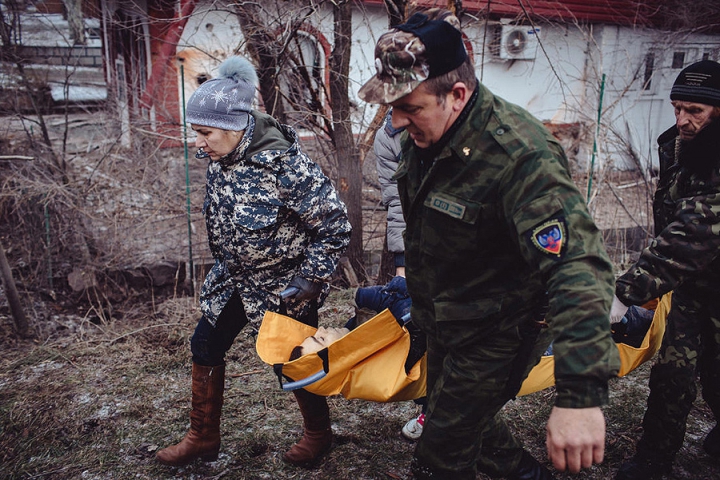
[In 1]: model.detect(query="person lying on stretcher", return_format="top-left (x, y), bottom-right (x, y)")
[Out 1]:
top-left (289, 276), bottom-right (426, 374)
top-left (292, 325), bottom-right (351, 359)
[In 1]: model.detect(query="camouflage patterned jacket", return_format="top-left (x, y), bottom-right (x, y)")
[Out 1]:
top-left (200, 111), bottom-right (351, 329)
top-left (616, 119), bottom-right (720, 305)
top-left (395, 83), bottom-right (620, 408)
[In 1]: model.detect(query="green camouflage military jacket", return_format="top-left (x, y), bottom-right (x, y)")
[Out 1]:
top-left (201, 111), bottom-right (351, 329)
top-left (395, 83), bottom-right (620, 408)
top-left (616, 120), bottom-right (720, 305)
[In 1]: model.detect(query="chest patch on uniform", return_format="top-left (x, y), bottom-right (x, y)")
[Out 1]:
top-left (529, 218), bottom-right (567, 258)
top-left (427, 194), bottom-right (466, 220)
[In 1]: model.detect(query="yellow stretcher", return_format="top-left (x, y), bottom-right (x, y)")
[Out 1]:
top-left (516, 293), bottom-right (669, 396)
top-left (256, 294), bottom-right (670, 402)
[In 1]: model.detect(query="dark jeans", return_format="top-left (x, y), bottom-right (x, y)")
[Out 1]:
top-left (191, 293), bottom-right (248, 366)
top-left (191, 292), bottom-right (319, 366)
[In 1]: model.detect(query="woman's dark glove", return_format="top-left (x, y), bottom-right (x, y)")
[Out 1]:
top-left (287, 276), bottom-right (323, 302)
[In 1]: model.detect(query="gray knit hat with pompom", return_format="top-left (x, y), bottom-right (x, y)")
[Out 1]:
top-left (186, 56), bottom-right (258, 131)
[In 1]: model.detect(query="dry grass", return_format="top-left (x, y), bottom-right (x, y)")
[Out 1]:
top-left (2, 290), bottom-right (720, 480)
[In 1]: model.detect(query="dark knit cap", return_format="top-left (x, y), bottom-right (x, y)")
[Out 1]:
top-left (670, 60), bottom-right (720, 107)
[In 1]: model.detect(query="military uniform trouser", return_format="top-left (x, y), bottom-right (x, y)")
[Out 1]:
top-left (637, 284), bottom-right (720, 459)
top-left (411, 312), bottom-right (550, 480)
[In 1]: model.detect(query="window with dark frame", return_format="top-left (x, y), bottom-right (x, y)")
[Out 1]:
top-left (643, 51), bottom-right (655, 91)
top-left (672, 51), bottom-right (685, 69)
top-left (280, 32), bottom-right (324, 131)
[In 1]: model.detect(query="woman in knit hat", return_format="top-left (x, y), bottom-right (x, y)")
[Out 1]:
top-left (155, 56), bottom-right (351, 468)
top-left (612, 59), bottom-right (720, 480)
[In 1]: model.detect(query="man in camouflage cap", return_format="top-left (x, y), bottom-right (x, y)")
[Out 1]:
top-left (612, 60), bottom-right (720, 480)
top-left (359, 9), bottom-right (620, 480)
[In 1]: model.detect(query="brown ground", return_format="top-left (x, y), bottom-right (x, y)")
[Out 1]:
top-left (2, 291), bottom-right (720, 479)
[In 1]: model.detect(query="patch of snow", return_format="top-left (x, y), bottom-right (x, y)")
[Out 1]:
top-left (0, 69), bottom-right (23, 87)
top-left (3, 11), bottom-right (107, 103)
top-left (76, 393), bottom-right (93, 404)
top-left (30, 360), bottom-right (64, 374)
top-left (95, 404), bottom-right (114, 419)
top-left (49, 83), bottom-right (107, 102)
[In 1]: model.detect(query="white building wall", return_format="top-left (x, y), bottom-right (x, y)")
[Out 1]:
top-left (176, 2), bottom-right (720, 171)
top-left (586, 27), bottom-right (720, 170)
top-left (476, 22), bottom-right (592, 124)
top-left (349, 7), bottom-right (389, 130)
top-left (175, 5), bottom-right (244, 112)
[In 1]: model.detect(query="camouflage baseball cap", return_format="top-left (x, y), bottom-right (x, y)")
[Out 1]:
top-left (358, 12), bottom-right (467, 104)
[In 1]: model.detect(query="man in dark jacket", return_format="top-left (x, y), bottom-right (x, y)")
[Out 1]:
top-left (359, 9), bottom-right (620, 480)
top-left (612, 60), bottom-right (720, 480)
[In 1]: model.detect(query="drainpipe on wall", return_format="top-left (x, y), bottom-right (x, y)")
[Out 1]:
top-left (140, 0), bottom-right (197, 109)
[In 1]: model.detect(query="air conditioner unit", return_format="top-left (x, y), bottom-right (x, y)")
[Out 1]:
top-left (499, 25), bottom-right (540, 60)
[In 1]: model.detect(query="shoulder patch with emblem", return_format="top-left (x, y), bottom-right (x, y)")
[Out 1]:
top-left (529, 217), bottom-right (567, 258)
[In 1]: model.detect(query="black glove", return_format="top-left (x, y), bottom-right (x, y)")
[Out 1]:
top-left (287, 276), bottom-right (323, 302)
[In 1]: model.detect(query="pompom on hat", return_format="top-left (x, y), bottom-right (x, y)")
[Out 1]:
top-left (186, 56), bottom-right (258, 131)
top-left (670, 60), bottom-right (720, 107)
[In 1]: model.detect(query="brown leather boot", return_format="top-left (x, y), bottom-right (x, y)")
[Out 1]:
top-left (156, 363), bottom-right (225, 466)
top-left (282, 389), bottom-right (332, 467)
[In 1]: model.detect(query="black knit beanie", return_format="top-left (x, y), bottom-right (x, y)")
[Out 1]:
top-left (670, 60), bottom-right (720, 107)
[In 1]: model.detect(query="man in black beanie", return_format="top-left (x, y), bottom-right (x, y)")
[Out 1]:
top-left (611, 59), bottom-right (720, 479)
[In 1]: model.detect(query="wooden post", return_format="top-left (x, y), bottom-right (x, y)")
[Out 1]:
top-left (0, 241), bottom-right (29, 337)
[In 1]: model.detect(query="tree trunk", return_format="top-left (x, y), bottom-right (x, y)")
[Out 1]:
top-left (330, 1), bottom-right (363, 285)
top-left (234, 4), bottom-right (314, 124)
top-left (0, 242), bottom-right (29, 337)
top-left (62, 0), bottom-right (86, 45)
top-left (373, 0), bottom-right (409, 285)
top-left (382, 0), bottom-right (407, 27)
top-left (377, 235), bottom-right (396, 285)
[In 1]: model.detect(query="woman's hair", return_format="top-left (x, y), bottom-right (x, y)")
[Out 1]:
top-left (289, 345), bottom-right (304, 361)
